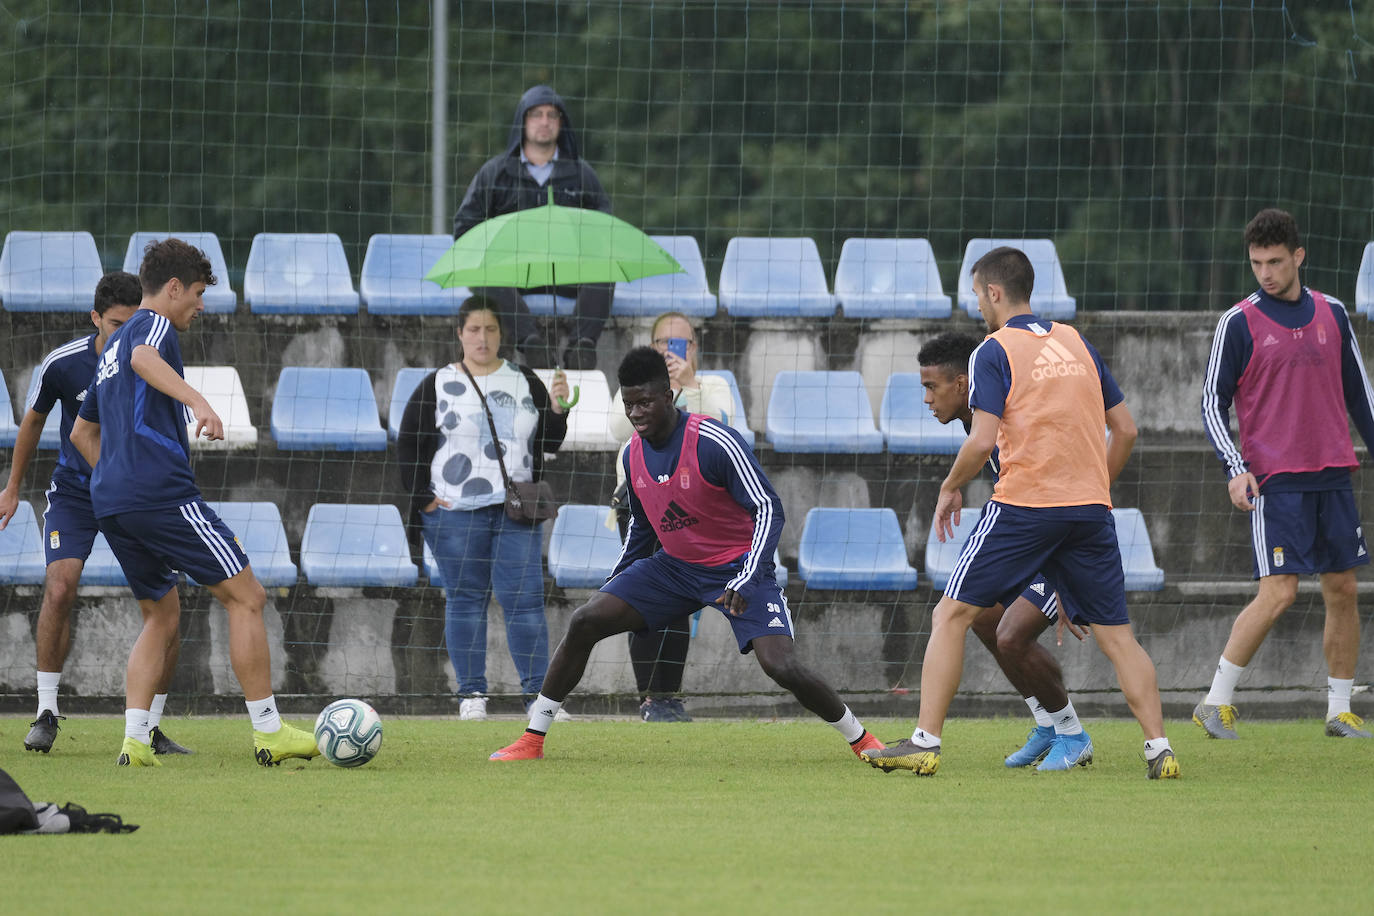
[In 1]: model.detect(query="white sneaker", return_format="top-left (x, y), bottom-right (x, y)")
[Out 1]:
top-left (553, 707), bottom-right (573, 723)
top-left (459, 696), bottom-right (488, 721)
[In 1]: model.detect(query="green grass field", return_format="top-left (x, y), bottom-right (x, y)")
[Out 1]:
top-left (3, 714), bottom-right (1371, 914)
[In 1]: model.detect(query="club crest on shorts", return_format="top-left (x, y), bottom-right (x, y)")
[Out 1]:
top-left (1272, 546), bottom-right (1285, 568)
top-left (49, 530), bottom-right (60, 549)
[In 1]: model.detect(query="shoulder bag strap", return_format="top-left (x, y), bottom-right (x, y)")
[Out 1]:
top-left (458, 361), bottom-right (515, 493)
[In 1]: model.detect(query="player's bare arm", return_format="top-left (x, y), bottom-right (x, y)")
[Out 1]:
top-left (129, 344), bottom-right (224, 440)
top-left (1104, 401), bottom-right (1138, 482)
top-left (935, 408), bottom-right (999, 541)
top-left (0, 409), bottom-right (48, 529)
top-left (69, 416), bottom-right (101, 468)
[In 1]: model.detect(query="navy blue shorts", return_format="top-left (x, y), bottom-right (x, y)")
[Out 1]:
top-left (98, 500), bottom-right (249, 600)
top-left (1014, 574), bottom-right (1059, 622)
top-left (42, 476), bottom-right (100, 565)
top-left (602, 551), bottom-right (793, 654)
top-left (946, 501), bottom-right (1128, 626)
top-left (1250, 489), bottom-right (1369, 578)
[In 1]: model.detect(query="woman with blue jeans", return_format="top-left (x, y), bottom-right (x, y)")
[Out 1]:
top-left (398, 297), bottom-right (570, 720)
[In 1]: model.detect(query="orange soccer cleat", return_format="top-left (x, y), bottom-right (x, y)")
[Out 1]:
top-left (489, 731), bottom-right (545, 761)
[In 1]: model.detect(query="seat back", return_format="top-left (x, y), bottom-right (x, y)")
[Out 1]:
top-left (360, 234), bottom-right (470, 315)
top-left (1113, 507), bottom-right (1166, 591)
top-left (123, 232), bottom-right (237, 313)
top-left (387, 367), bottom-right (437, 439)
top-left (957, 238), bottom-right (1075, 319)
top-left (204, 501), bottom-right (298, 588)
top-left (697, 369), bottom-right (755, 448)
top-left (765, 370), bottom-right (884, 453)
top-left (0, 231), bottom-right (105, 312)
top-left (834, 238), bottom-right (951, 318)
top-left (270, 367), bottom-right (386, 451)
top-left (718, 237), bottom-right (835, 317)
top-left (0, 501), bottom-right (46, 584)
top-left (182, 366), bottom-right (258, 448)
top-left (244, 233), bottom-right (360, 314)
top-left (300, 503), bottom-right (417, 587)
top-left (1358, 242), bottom-right (1374, 317)
top-left (924, 504), bottom-right (986, 591)
top-left (879, 373), bottom-right (967, 454)
top-left (532, 369), bottom-right (619, 450)
top-left (613, 235), bottom-right (717, 317)
top-left (797, 507), bottom-right (919, 590)
top-left (0, 371), bottom-right (18, 448)
top-left (548, 504), bottom-right (624, 588)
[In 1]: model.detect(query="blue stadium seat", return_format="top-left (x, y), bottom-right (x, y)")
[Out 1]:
top-left (244, 233), bottom-right (360, 315)
top-left (387, 366), bottom-right (436, 439)
top-left (697, 369), bottom-right (755, 448)
top-left (1358, 242), bottom-right (1374, 317)
top-left (0, 501), bottom-right (46, 584)
top-left (183, 366), bottom-right (258, 449)
top-left (765, 371), bottom-right (884, 453)
top-left (0, 372), bottom-right (18, 448)
top-left (957, 238), bottom-right (1076, 320)
top-left (203, 502), bottom-right (298, 588)
top-left (81, 533), bottom-right (129, 586)
top-left (548, 504), bottom-right (624, 588)
top-left (0, 231), bottom-right (105, 312)
top-left (22, 368), bottom-right (62, 450)
top-left (797, 508), bottom-right (919, 590)
top-left (924, 504), bottom-right (985, 591)
top-left (360, 233), bottom-right (469, 315)
top-left (834, 238), bottom-right (952, 318)
top-left (123, 232), bottom-right (237, 313)
top-left (422, 541), bottom-right (443, 585)
top-left (613, 235), bottom-right (717, 317)
top-left (718, 237), bottom-right (835, 317)
top-left (300, 504), bottom-right (418, 587)
top-left (880, 373), bottom-right (966, 454)
top-left (270, 367), bottom-right (386, 451)
top-left (1114, 507), bottom-right (1165, 591)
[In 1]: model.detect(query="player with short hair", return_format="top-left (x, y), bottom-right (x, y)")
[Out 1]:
top-left (1197, 207), bottom-right (1374, 739)
top-left (919, 330), bottom-right (1093, 770)
top-left (70, 238), bottom-right (318, 767)
top-left (489, 346), bottom-right (885, 762)
top-left (862, 247), bottom-right (1178, 779)
top-left (1, 272), bottom-right (191, 755)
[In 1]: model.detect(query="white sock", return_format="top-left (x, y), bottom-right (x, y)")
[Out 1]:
top-left (909, 727), bottom-right (940, 749)
top-left (1143, 736), bottom-right (1172, 760)
top-left (246, 695), bottom-right (282, 734)
top-left (1327, 677), bottom-right (1354, 718)
top-left (1025, 696), bottom-right (1053, 728)
top-left (1204, 657), bottom-right (1245, 706)
top-left (1049, 700), bottom-right (1084, 736)
top-left (527, 694), bottom-right (562, 734)
top-left (148, 693), bottom-right (168, 729)
top-left (36, 670), bottom-right (61, 718)
top-left (826, 706), bottom-right (865, 744)
top-left (124, 708), bottom-right (151, 743)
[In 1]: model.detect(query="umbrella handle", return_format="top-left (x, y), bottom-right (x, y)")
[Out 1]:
top-left (558, 385), bottom-right (581, 411)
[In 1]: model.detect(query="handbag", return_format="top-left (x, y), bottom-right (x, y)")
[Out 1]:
top-left (459, 361), bottom-right (558, 523)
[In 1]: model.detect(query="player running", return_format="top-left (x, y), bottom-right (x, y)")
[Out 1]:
top-left (1, 272), bottom-right (191, 756)
top-left (70, 238), bottom-right (318, 767)
top-left (490, 347), bottom-right (884, 762)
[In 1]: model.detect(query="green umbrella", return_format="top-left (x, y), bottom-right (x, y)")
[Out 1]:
top-left (425, 188), bottom-right (685, 289)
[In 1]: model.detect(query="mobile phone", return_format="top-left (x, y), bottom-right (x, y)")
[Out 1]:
top-left (666, 337), bottom-right (689, 360)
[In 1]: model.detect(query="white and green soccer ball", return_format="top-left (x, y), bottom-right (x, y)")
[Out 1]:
top-left (314, 698), bottom-right (383, 768)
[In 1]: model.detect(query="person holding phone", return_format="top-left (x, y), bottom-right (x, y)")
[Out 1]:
top-left (607, 312), bottom-right (734, 721)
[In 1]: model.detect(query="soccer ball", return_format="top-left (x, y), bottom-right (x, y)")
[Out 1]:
top-left (314, 698), bottom-right (383, 768)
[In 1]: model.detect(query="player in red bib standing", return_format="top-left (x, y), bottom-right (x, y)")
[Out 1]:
top-left (490, 347), bottom-right (884, 762)
top-left (1197, 208), bottom-right (1374, 739)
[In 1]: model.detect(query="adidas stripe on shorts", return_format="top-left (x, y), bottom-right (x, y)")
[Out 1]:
top-left (97, 499), bottom-right (249, 600)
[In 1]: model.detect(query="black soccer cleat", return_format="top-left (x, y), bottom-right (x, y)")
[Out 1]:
top-left (24, 709), bottom-right (65, 753)
top-left (149, 725), bottom-right (194, 755)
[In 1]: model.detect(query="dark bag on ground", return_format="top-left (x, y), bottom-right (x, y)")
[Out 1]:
top-left (0, 767), bottom-right (138, 834)
top-left (505, 479), bottom-right (557, 523)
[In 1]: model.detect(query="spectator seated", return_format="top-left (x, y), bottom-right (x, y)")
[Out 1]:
top-left (1358, 242), bottom-right (1374, 317)
top-left (697, 368), bottom-right (755, 448)
top-left (270, 367), bottom-right (386, 451)
top-left (0, 231), bottom-right (105, 312)
top-left (957, 238), bottom-right (1076, 320)
top-left (123, 232), bottom-right (237, 313)
top-left (834, 238), bottom-right (952, 318)
top-left (360, 234), bottom-right (469, 315)
top-left (0, 372), bottom-right (18, 448)
top-left (924, 503), bottom-right (986, 591)
top-left (299, 503), bottom-right (418, 587)
top-left (0, 501), bottom-right (46, 584)
top-left (613, 235), bottom-right (717, 317)
top-left (198, 502), bottom-right (298, 588)
top-left (244, 233), bottom-right (360, 315)
top-left (718, 237), bottom-right (835, 317)
top-left (182, 366), bottom-right (258, 449)
top-left (387, 366), bottom-right (436, 439)
top-left (532, 368), bottom-right (619, 450)
top-left (81, 533), bottom-right (129, 587)
top-left (880, 373), bottom-right (966, 454)
top-left (547, 504), bottom-right (623, 588)
top-left (797, 508), bottom-right (919, 590)
top-left (765, 370), bottom-right (884, 453)
top-left (1114, 507), bottom-right (1165, 591)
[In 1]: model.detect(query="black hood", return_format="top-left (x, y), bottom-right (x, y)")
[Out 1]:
top-left (505, 84), bottom-right (581, 160)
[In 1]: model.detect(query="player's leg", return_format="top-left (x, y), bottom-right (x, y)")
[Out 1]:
top-left (628, 621), bottom-right (692, 721)
top-left (995, 591), bottom-right (1077, 768)
top-left (1320, 570), bottom-right (1370, 736)
top-left (749, 632), bottom-right (884, 758)
top-left (423, 505), bottom-right (497, 715)
top-left (1091, 623), bottom-right (1167, 739)
top-left (146, 622), bottom-right (193, 755)
top-left (117, 588), bottom-right (181, 767)
top-left (24, 557), bottom-right (83, 752)
top-left (489, 512), bottom-right (552, 700)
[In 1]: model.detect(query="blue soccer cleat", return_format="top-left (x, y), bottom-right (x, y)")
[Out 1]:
top-left (1036, 731), bottom-right (1094, 771)
top-left (1004, 724), bottom-right (1056, 768)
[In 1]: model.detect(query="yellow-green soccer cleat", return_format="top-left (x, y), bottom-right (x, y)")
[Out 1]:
top-left (859, 737), bottom-right (941, 775)
top-left (1192, 702), bottom-right (1239, 739)
top-left (1146, 749), bottom-right (1180, 780)
top-left (116, 736), bottom-right (161, 767)
top-left (1325, 712), bottom-right (1373, 738)
top-left (253, 722), bottom-right (321, 766)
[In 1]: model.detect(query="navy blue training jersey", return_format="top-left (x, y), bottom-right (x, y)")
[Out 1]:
top-left (28, 333), bottom-right (99, 484)
top-left (77, 308), bottom-right (200, 518)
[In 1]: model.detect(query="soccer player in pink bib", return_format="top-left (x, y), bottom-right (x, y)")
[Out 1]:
top-left (1197, 208), bottom-right (1374, 740)
top-left (490, 347), bottom-right (884, 762)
